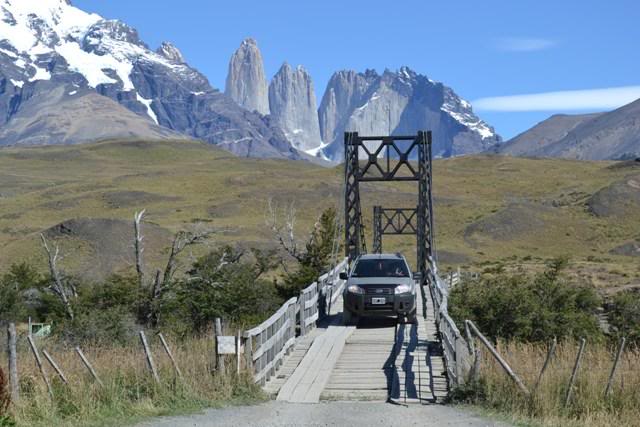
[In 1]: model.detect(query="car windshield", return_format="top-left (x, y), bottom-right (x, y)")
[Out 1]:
top-left (352, 258), bottom-right (409, 278)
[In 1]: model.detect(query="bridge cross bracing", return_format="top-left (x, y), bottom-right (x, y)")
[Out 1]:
top-left (244, 132), bottom-right (470, 406)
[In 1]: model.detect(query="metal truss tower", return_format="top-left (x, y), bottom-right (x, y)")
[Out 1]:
top-left (343, 131), bottom-right (434, 286)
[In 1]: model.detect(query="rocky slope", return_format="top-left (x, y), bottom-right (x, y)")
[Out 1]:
top-left (225, 38), bottom-right (270, 115)
top-left (0, 0), bottom-right (299, 158)
top-left (318, 67), bottom-right (501, 161)
top-left (496, 113), bottom-right (602, 156)
top-left (268, 63), bottom-right (322, 153)
top-left (496, 98), bottom-right (640, 160)
top-left (0, 86), bottom-right (182, 145)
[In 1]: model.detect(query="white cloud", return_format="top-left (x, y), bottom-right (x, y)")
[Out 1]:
top-left (473, 86), bottom-right (640, 112)
top-left (494, 37), bottom-right (557, 52)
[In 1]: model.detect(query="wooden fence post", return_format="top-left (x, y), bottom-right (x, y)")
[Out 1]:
top-left (158, 333), bottom-right (182, 379)
top-left (236, 330), bottom-right (241, 375)
top-left (26, 336), bottom-right (53, 399)
top-left (299, 290), bottom-right (306, 336)
top-left (466, 320), bottom-right (529, 395)
top-left (75, 347), bottom-right (103, 387)
top-left (533, 337), bottom-right (557, 392)
top-left (464, 321), bottom-right (480, 382)
top-left (243, 335), bottom-right (253, 377)
top-left (139, 331), bottom-right (160, 384)
top-left (42, 350), bottom-right (68, 385)
top-left (564, 338), bottom-right (587, 407)
top-left (605, 337), bottom-right (626, 397)
top-left (7, 323), bottom-right (19, 403)
top-left (215, 318), bottom-right (225, 373)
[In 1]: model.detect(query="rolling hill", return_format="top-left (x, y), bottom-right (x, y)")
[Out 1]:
top-left (0, 139), bottom-right (638, 292)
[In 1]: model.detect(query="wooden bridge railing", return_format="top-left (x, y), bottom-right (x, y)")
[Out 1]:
top-left (427, 258), bottom-right (473, 388)
top-left (243, 258), bottom-right (349, 384)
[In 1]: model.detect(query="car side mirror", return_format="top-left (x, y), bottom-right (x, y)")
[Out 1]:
top-left (339, 272), bottom-right (348, 280)
top-left (413, 271), bottom-right (422, 281)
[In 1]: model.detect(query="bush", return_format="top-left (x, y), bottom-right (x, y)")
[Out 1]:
top-left (608, 289), bottom-right (640, 345)
top-left (52, 275), bottom-right (139, 345)
top-left (449, 260), bottom-right (602, 343)
top-left (0, 262), bottom-right (46, 323)
top-left (161, 246), bottom-right (283, 333)
top-left (278, 207), bottom-right (338, 299)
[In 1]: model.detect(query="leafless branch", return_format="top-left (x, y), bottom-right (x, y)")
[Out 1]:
top-left (265, 198), bottom-right (304, 262)
top-left (134, 209), bottom-right (146, 289)
top-left (40, 233), bottom-right (74, 320)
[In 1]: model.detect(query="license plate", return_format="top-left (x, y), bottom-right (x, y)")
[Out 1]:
top-left (371, 297), bottom-right (386, 305)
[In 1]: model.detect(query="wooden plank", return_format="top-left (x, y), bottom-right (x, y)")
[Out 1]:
top-left (277, 332), bottom-right (332, 401)
top-left (297, 327), bottom-right (355, 403)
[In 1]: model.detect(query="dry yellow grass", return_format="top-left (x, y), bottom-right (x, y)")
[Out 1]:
top-left (0, 333), bottom-right (263, 427)
top-left (474, 340), bottom-right (640, 427)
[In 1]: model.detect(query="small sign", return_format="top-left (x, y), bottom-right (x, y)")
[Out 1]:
top-left (217, 336), bottom-right (237, 355)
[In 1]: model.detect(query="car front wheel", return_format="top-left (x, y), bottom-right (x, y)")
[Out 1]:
top-left (343, 308), bottom-right (356, 325)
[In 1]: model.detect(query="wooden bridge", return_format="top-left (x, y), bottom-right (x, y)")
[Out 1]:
top-left (240, 259), bottom-right (470, 404)
top-left (239, 132), bottom-right (473, 405)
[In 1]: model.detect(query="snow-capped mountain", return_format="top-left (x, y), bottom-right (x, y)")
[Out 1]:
top-left (0, 0), bottom-right (299, 158)
top-left (318, 67), bottom-right (501, 160)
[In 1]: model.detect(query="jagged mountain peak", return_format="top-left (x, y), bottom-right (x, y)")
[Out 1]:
top-left (269, 60), bottom-right (322, 154)
top-left (156, 41), bottom-right (185, 63)
top-left (318, 67), bottom-right (500, 160)
top-left (0, 2), bottom-right (301, 160)
top-left (225, 37), bottom-right (270, 114)
top-left (241, 37), bottom-right (258, 47)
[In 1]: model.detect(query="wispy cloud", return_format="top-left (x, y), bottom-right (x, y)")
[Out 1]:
top-left (494, 37), bottom-right (557, 52)
top-left (473, 86), bottom-right (640, 112)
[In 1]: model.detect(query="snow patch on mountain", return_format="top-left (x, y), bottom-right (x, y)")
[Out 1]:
top-left (441, 89), bottom-right (495, 139)
top-left (0, 0), bottom-right (191, 88)
top-left (136, 92), bottom-right (158, 124)
top-left (57, 41), bottom-right (133, 88)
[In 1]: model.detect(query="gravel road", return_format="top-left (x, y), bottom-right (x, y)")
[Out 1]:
top-left (136, 401), bottom-right (510, 427)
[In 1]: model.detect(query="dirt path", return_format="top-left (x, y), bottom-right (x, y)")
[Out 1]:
top-left (136, 401), bottom-right (510, 427)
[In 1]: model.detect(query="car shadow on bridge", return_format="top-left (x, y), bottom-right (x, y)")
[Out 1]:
top-left (387, 321), bottom-right (437, 404)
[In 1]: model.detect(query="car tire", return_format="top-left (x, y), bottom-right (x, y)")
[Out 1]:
top-left (406, 310), bottom-right (417, 324)
top-left (343, 308), bottom-right (356, 325)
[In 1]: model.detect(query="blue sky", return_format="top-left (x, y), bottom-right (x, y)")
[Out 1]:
top-left (75, 0), bottom-right (639, 139)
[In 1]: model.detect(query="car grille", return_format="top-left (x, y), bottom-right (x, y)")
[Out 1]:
top-left (364, 285), bottom-right (395, 295)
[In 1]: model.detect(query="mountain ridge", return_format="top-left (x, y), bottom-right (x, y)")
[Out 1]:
top-left (495, 98), bottom-right (640, 160)
top-left (0, 0), bottom-right (301, 159)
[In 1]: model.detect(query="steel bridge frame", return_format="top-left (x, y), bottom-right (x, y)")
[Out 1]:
top-left (344, 131), bottom-right (434, 287)
top-left (372, 206), bottom-right (418, 254)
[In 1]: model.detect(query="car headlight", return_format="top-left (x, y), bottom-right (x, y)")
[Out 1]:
top-left (394, 284), bottom-right (412, 294)
top-left (347, 284), bottom-right (365, 295)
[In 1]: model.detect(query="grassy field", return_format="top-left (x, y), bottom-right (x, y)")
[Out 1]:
top-left (0, 334), bottom-right (263, 427)
top-left (0, 138), bottom-right (638, 291)
top-left (467, 340), bottom-right (640, 427)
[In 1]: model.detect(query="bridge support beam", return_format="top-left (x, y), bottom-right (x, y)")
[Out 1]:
top-left (372, 206), bottom-right (418, 254)
top-left (344, 131), bottom-right (434, 286)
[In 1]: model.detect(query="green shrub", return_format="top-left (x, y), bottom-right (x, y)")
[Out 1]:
top-left (278, 207), bottom-right (339, 299)
top-left (0, 262), bottom-right (46, 323)
top-left (51, 275), bottom-right (139, 345)
top-left (608, 289), bottom-right (640, 345)
top-left (449, 260), bottom-right (602, 343)
top-left (161, 246), bottom-right (283, 333)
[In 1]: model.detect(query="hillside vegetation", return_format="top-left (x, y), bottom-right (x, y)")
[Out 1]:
top-left (0, 139), bottom-right (638, 291)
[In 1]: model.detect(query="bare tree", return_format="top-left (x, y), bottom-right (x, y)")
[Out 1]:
top-left (148, 226), bottom-right (216, 326)
top-left (40, 234), bottom-right (75, 320)
top-left (265, 198), bottom-right (305, 263)
top-left (133, 210), bottom-right (146, 291)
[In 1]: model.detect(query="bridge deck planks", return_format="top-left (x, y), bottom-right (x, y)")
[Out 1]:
top-left (276, 326), bottom-right (355, 403)
top-left (264, 281), bottom-right (449, 404)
